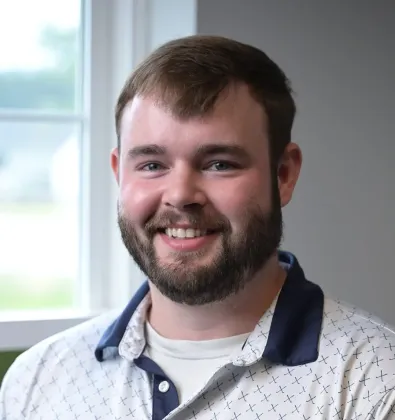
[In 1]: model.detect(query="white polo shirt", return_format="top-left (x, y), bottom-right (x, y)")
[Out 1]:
top-left (1, 251), bottom-right (395, 419)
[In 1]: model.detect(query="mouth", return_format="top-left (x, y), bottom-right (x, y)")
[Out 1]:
top-left (157, 227), bottom-right (217, 239)
top-left (155, 226), bottom-right (221, 252)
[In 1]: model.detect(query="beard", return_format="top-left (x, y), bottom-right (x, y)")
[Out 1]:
top-left (118, 184), bottom-right (283, 306)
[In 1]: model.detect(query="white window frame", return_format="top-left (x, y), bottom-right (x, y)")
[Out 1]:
top-left (0, 0), bottom-right (197, 352)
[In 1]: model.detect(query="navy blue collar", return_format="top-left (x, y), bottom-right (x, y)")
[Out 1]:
top-left (95, 251), bottom-right (324, 366)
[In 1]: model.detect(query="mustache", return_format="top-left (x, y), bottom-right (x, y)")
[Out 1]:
top-left (144, 210), bottom-right (231, 234)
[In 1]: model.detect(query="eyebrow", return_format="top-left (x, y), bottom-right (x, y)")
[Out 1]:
top-left (126, 144), bottom-right (166, 159)
top-left (126, 143), bottom-right (250, 160)
top-left (195, 144), bottom-right (249, 160)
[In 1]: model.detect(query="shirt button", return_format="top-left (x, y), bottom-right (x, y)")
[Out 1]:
top-left (158, 380), bottom-right (170, 393)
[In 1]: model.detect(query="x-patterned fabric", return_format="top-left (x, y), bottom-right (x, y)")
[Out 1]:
top-left (1, 252), bottom-right (395, 419)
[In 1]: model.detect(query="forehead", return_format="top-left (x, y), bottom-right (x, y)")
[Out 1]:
top-left (119, 84), bottom-right (269, 152)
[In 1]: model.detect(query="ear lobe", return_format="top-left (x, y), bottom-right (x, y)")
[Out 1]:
top-left (110, 147), bottom-right (120, 184)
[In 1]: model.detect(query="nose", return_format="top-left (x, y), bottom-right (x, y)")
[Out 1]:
top-left (162, 167), bottom-right (207, 210)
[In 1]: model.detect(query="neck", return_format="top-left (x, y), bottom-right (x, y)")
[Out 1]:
top-left (147, 255), bottom-right (286, 341)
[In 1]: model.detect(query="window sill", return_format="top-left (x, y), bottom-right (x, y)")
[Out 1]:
top-left (0, 310), bottom-right (101, 351)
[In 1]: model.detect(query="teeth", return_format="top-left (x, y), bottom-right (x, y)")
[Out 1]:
top-left (185, 228), bottom-right (194, 238)
top-left (164, 228), bottom-right (206, 238)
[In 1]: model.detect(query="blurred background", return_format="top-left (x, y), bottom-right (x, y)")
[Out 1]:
top-left (0, 0), bottom-right (80, 310)
top-left (0, 0), bottom-right (394, 378)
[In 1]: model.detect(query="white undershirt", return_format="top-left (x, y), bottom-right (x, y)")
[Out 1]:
top-left (143, 322), bottom-right (250, 404)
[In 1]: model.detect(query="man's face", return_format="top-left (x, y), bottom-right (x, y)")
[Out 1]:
top-left (112, 84), bottom-right (283, 305)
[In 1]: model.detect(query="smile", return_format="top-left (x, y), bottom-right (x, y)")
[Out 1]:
top-left (164, 228), bottom-right (207, 238)
top-left (157, 228), bottom-right (219, 252)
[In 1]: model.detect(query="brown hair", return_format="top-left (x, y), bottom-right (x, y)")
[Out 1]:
top-left (115, 35), bottom-right (296, 164)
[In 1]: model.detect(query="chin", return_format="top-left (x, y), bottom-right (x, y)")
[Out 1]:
top-left (162, 244), bottom-right (219, 261)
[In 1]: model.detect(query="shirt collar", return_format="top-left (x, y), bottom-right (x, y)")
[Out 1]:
top-left (95, 251), bottom-right (324, 366)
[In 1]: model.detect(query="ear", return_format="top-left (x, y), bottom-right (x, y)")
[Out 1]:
top-left (277, 143), bottom-right (302, 207)
top-left (110, 147), bottom-right (120, 185)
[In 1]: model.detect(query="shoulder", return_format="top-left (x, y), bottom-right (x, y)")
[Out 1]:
top-left (0, 310), bottom-right (119, 417)
top-left (322, 297), bottom-right (395, 351)
top-left (320, 297), bottom-right (395, 417)
top-left (321, 297), bottom-right (395, 373)
top-left (15, 309), bottom-right (119, 365)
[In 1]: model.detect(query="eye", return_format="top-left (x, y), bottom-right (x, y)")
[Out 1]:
top-left (206, 161), bottom-right (237, 171)
top-left (140, 162), bottom-right (165, 171)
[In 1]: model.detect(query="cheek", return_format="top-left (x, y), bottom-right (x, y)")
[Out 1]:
top-left (119, 178), bottom-right (161, 224)
top-left (210, 175), bottom-right (271, 222)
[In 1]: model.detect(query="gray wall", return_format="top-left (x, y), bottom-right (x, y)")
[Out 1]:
top-left (150, 0), bottom-right (196, 50)
top-left (198, 1), bottom-right (395, 323)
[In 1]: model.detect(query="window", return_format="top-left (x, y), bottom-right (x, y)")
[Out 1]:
top-left (0, 0), bottom-right (82, 311)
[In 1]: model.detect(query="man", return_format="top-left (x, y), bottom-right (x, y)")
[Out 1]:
top-left (1, 35), bottom-right (395, 419)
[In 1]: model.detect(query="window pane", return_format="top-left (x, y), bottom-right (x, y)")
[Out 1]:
top-left (0, 0), bottom-right (81, 112)
top-left (0, 122), bottom-right (80, 311)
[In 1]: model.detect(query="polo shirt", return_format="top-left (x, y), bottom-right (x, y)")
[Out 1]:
top-left (1, 251), bottom-right (395, 419)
